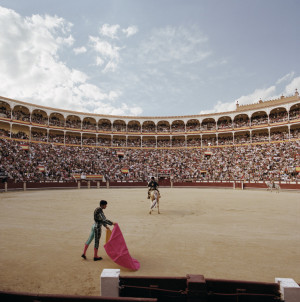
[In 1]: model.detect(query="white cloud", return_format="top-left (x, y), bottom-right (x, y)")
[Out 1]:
top-left (99, 23), bottom-right (120, 39)
top-left (89, 24), bottom-right (138, 73)
top-left (284, 76), bottom-right (300, 95)
top-left (73, 46), bottom-right (87, 54)
top-left (199, 86), bottom-right (278, 114)
top-left (199, 73), bottom-right (300, 115)
top-left (56, 34), bottom-right (74, 46)
top-left (139, 26), bottom-right (211, 64)
top-left (276, 72), bottom-right (295, 85)
top-left (89, 37), bottom-right (120, 60)
top-left (103, 61), bottom-right (118, 73)
top-left (89, 36), bottom-right (121, 72)
top-left (122, 26), bottom-right (138, 37)
top-left (94, 102), bottom-right (142, 116)
top-left (0, 6), bottom-right (141, 116)
top-left (234, 86), bottom-right (277, 107)
top-left (96, 56), bottom-right (104, 66)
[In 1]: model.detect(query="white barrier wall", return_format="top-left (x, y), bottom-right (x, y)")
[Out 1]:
top-left (275, 278), bottom-right (300, 302)
top-left (101, 269), bottom-right (120, 297)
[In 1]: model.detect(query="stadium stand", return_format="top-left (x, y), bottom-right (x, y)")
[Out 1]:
top-left (0, 91), bottom-right (299, 190)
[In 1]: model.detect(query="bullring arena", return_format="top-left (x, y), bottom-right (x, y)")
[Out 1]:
top-left (0, 93), bottom-right (300, 301)
top-left (0, 187), bottom-right (300, 298)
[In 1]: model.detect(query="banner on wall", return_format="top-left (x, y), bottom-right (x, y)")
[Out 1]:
top-left (37, 165), bottom-right (45, 172)
top-left (20, 144), bottom-right (29, 150)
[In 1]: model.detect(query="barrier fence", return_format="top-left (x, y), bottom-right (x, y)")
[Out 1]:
top-left (1, 179), bottom-right (300, 192)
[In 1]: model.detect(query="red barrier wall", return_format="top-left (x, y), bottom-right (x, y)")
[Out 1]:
top-left (1, 180), bottom-right (299, 191)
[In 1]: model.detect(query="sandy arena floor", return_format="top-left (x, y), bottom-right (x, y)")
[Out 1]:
top-left (0, 187), bottom-right (299, 296)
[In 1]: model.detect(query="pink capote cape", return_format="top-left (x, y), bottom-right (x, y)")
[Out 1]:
top-left (104, 224), bottom-right (140, 271)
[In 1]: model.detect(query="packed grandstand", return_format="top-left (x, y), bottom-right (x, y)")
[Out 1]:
top-left (0, 91), bottom-right (299, 185)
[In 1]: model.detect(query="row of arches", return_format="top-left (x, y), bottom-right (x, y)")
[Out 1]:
top-left (0, 100), bottom-right (300, 134)
top-left (1, 120), bottom-right (299, 148)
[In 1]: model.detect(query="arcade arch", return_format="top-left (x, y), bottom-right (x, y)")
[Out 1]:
top-left (12, 105), bottom-right (30, 122)
top-left (202, 118), bottom-right (216, 131)
top-left (0, 101), bottom-right (11, 118)
top-left (98, 119), bottom-right (112, 132)
top-left (251, 111), bottom-right (268, 126)
top-left (233, 114), bottom-right (250, 128)
top-left (186, 119), bottom-right (200, 132)
top-left (49, 113), bottom-right (65, 127)
top-left (289, 103), bottom-right (300, 120)
top-left (217, 116), bottom-right (232, 130)
top-left (66, 115), bottom-right (81, 129)
top-left (113, 120), bottom-right (126, 132)
top-left (32, 109), bottom-right (48, 125)
top-left (82, 117), bottom-right (96, 130)
top-left (171, 120), bottom-right (185, 133)
top-left (157, 120), bottom-right (170, 133)
top-left (128, 120), bottom-right (141, 133)
top-left (142, 121), bottom-right (156, 133)
top-left (269, 107), bottom-right (288, 124)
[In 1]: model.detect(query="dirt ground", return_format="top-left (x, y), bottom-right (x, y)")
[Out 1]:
top-left (0, 188), bottom-right (299, 296)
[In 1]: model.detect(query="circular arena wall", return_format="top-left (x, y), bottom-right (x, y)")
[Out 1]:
top-left (0, 91), bottom-right (299, 148)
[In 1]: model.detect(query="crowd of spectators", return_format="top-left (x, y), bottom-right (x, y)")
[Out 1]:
top-left (142, 124), bottom-right (156, 133)
top-left (1, 137), bottom-right (299, 183)
top-left (12, 110), bottom-right (30, 122)
top-left (269, 111), bottom-right (288, 123)
top-left (251, 115), bottom-right (268, 126)
top-left (49, 116), bottom-right (65, 127)
top-left (186, 121), bottom-right (200, 132)
top-left (290, 107), bottom-right (300, 120)
top-left (0, 106), bottom-right (10, 118)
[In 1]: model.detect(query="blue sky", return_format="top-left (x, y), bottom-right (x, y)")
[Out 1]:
top-left (0, 0), bottom-right (299, 116)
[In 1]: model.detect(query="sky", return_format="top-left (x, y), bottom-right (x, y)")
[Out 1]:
top-left (0, 0), bottom-right (300, 117)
